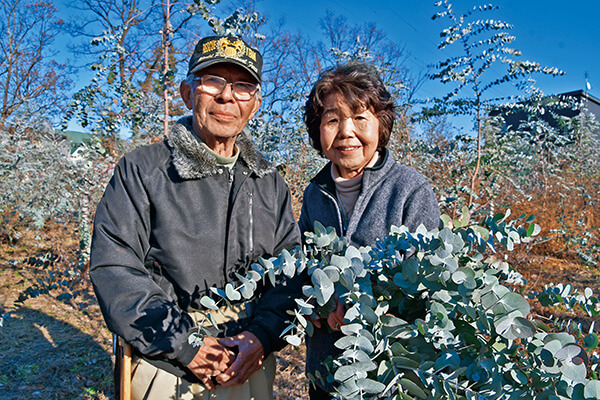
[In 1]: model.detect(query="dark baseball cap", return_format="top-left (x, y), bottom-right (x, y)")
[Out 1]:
top-left (187, 35), bottom-right (263, 84)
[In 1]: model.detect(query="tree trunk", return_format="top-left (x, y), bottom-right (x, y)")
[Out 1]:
top-left (162, 0), bottom-right (171, 138)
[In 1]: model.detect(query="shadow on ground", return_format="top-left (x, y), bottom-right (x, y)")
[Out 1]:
top-left (0, 306), bottom-right (114, 400)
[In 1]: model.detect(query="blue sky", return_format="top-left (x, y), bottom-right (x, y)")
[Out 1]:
top-left (258, 0), bottom-right (599, 101)
top-left (56, 0), bottom-right (598, 133)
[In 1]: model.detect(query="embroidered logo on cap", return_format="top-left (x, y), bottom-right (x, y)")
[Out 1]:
top-left (197, 37), bottom-right (258, 73)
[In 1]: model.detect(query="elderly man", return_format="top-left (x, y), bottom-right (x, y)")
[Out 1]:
top-left (89, 35), bottom-right (300, 399)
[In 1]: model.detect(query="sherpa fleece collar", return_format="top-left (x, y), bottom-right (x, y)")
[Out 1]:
top-left (168, 116), bottom-right (275, 180)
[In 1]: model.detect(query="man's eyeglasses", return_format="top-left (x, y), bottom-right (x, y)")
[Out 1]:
top-left (192, 75), bottom-right (260, 101)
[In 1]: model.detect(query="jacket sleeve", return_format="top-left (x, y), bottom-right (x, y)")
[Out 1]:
top-left (245, 173), bottom-right (302, 356)
top-left (402, 181), bottom-right (441, 232)
top-left (89, 155), bottom-right (199, 367)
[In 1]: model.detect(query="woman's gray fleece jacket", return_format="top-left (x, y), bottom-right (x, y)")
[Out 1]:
top-left (298, 148), bottom-right (440, 392)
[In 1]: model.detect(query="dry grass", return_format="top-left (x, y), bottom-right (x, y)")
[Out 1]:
top-left (0, 225), bottom-right (308, 400)
top-left (0, 265), bottom-right (113, 399)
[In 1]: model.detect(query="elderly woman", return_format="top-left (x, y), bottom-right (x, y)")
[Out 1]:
top-left (298, 61), bottom-right (440, 399)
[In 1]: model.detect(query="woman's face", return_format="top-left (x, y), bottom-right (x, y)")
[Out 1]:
top-left (319, 92), bottom-right (380, 179)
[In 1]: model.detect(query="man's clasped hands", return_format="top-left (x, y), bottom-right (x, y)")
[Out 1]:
top-left (186, 331), bottom-right (264, 391)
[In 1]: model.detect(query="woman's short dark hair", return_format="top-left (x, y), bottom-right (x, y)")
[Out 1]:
top-left (304, 61), bottom-right (395, 155)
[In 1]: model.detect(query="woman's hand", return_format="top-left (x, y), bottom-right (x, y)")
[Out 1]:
top-left (308, 295), bottom-right (346, 331)
top-left (326, 296), bottom-right (346, 331)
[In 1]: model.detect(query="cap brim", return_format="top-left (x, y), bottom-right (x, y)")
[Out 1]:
top-left (189, 59), bottom-right (261, 84)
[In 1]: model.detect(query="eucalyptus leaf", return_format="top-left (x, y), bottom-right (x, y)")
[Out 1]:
top-left (267, 267), bottom-right (276, 287)
top-left (336, 380), bottom-right (359, 398)
top-left (207, 311), bottom-right (218, 329)
top-left (381, 317), bottom-right (414, 339)
top-left (509, 369), bottom-right (528, 386)
top-left (340, 268), bottom-right (355, 290)
top-left (355, 336), bottom-right (375, 353)
top-left (209, 287), bottom-right (226, 299)
top-left (200, 296), bottom-right (218, 310)
top-left (281, 248), bottom-right (296, 278)
top-left (285, 334), bottom-right (302, 346)
top-left (355, 378), bottom-right (386, 394)
top-left (359, 304), bottom-right (379, 325)
top-left (305, 320), bottom-right (314, 337)
top-left (400, 377), bottom-right (428, 398)
top-left (402, 258), bottom-right (420, 283)
top-left (340, 323), bottom-right (363, 335)
top-left (312, 268), bottom-right (334, 306)
top-left (498, 291), bottom-right (530, 317)
top-left (495, 315), bottom-right (536, 340)
top-left (350, 257), bottom-right (365, 277)
top-left (440, 214), bottom-right (453, 228)
top-left (341, 349), bottom-right (371, 363)
top-left (322, 265), bottom-right (341, 282)
top-left (560, 359), bottom-right (588, 383)
top-left (390, 342), bottom-right (410, 356)
top-left (235, 273), bottom-right (255, 300)
top-left (334, 361), bottom-right (376, 382)
top-left (330, 254), bottom-right (350, 269)
top-left (434, 351), bottom-right (460, 371)
top-left (294, 310), bottom-right (307, 327)
top-left (556, 344), bottom-right (588, 365)
top-left (377, 360), bottom-right (395, 385)
top-left (454, 206), bottom-right (470, 228)
top-left (302, 285), bottom-right (315, 297)
top-left (392, 356), bottom-right (420, 369)
top-left (584, 381), bottom-right (600, 399)
top-left (225, 283), bottom-right (241, 301)
top-left (295, 298), bottom-right (314, 315)
top-left (335, 335), bottom-right (359, 350)
top-left (583, 333), bottom-right (598, 349)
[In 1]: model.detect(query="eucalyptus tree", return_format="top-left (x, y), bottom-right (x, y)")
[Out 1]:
top-left (236, 6), bottom-right (420, 213)
top-left (64, 0), bottom-right (259, 140)
top-left (253, 8), bottom-right (417, 151)
top-left (484, 93), bottom-right (600, 267)
top-left (423, 1), bottom-right (564, 205)
top-left (0, 0), bottom-right (72, 127)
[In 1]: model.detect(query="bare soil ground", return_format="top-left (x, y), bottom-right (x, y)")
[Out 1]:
top-left (1, 246), bottom-right (598, 399)
top-left (0, 258), bottom-right (309, 400)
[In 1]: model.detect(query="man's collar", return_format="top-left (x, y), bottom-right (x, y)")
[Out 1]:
top-left (168, 116), bottom-right (275, 180)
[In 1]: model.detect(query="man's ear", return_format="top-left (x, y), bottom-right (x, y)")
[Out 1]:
top-left (180, 81), bottom-right (193, 110)
top-left (249, 94), bottom-right (262, 120)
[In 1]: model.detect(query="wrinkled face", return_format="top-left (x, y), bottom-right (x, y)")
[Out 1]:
top-left (180, 63), bottom-right (261, 149)
top-left (319, 92), bottom-right (380, 179)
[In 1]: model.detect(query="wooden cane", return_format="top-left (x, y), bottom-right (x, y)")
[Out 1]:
top-left (119, 337), bottom-right (132, 400)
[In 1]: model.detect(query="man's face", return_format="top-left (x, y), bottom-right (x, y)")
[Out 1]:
top-left (180, 63), bottom-right (261, 149)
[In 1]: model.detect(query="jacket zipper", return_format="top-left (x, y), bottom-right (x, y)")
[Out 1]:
top-left (227, 168), bottom-right (234, 187)
top-left (223, 167), bottom-right (235, 281)
top-left (321, 188), bottom-right (345, 235)
top-left (248, 191), bottom-right (254, 255)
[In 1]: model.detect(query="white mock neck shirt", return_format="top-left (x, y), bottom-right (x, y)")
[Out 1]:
top-left (331, 151), bottom-right (380, 219)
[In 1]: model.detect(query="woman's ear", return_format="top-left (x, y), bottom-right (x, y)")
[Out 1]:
top-left (180, 80), bottom-right (193, 110)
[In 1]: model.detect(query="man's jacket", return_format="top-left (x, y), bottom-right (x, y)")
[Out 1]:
top-left (90, 116), bottom-right (300, 378)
